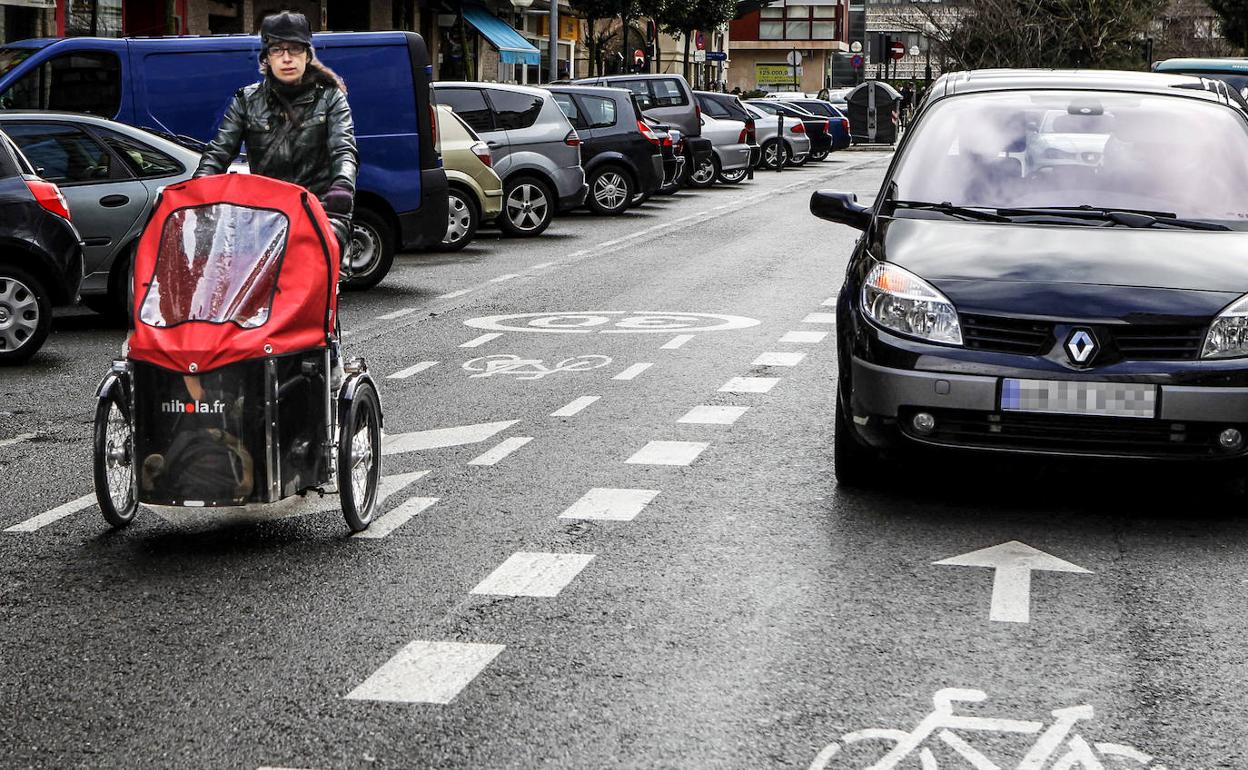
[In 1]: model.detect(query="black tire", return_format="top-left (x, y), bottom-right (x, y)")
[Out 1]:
top-left (687, 154), bottom-right (717, 188)
top-left (587, 166), bottom-right (634, 215)
top-left (497, 176), bottom-right (554, 237)
top-left (341, 206), bottom-right (396, 290)
top-left (760, 139), bottom-right (788, 170)
top-left (787, 151), bottom-right (808, 167)
top-left (339, 381), bottom-right (382, 533)
top-left (93, 384), bottom-right (138, 528)
top-left (717, 164), bottom-right (749, 184)
top-left (834, 388), bottom-right (885, 489)
top-left (437, 187), bottom-right (479, 252)
top-left (0, 265), bottom-right (51, 365)
top-left (809, 149), bottom-right (830, 162)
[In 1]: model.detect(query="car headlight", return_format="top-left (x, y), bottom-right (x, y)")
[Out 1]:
top-left (862, 262), bottom-right (963, 345)
top-left (1202, 293), bottom-right (1248, 359)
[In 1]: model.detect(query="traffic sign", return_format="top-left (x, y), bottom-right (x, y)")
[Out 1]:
top-left (786, 50), bottom-right (802, 66)
top-left (851, 54), bottom-right (863, 69)
top-left (706, 51), bottom-right (727, 62)
top-left (890, 40), bottom-right (906, 60)
top-left (695, 31), bottom-right (705, 50)
top-left (693, 49), bottom-right (706, 63)
top-left (633, 48), bottom-right (645, 65)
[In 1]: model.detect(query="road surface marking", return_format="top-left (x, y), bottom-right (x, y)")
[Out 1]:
top-left (613, 363), bottom-right (653, 380)
top-left (779, 330), bottom-right (828, 344)
top-left (377, 308), bottom-right (416, 321)
top-left (753, 351), bottom-right (805, 367)
top-left (387, 361), bottom-right (438, 380)
top-left (551, 396), bottom-right (600, 417)
top-left (720, 377), bottom-right (780, 394)
top-left (468, 437), bottom-right (533, 466)
top-left (559, 488), bottom-right (660, 521)
top-left (470, 552), bottom-right (595, 597)
top-left (346, 641), bottom-right (505, 704)
top-left (661, 334), bottom-right (695, 349)
top-left (934, 541), bottom-right (1092, 624)
top-left (466, 311), bottom-right (759, 335)
top-left (678, 405), bottom-right (750, 425)
top-left (0, 432), bottom-right (37, 449)
top-left (464, 354), bottom-right (611, 380)
top-left (5, 493), bottom-right (95, 533)
top-left (353, 496), bottom-right (438, 540)
top-left (439, 288), bottom-right (474, 299)
top-left (626, 441), bottom-right (709, 466)
top-left (490, 273), bottom-right (520, 283)
top-left (531, 261), bottom-right (556, 269)
top-left (460, 333), bottom-right (503, 348)
top-left (383, 420), bottom-right (518, 455)
top-left (802, 312), bottom-right (837, 324)
top-left (821, 297), bottom-right (836, 306)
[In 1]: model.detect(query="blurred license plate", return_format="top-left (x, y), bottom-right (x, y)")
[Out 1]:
top-left (1000, 379), bottom-right (1157, 419)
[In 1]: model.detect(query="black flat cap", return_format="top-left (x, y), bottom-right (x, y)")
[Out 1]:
top-left (260, 11), bottom-right (312, 47)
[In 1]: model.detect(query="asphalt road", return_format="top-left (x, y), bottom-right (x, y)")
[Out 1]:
top-left (2, 154), bottom-right (1245, 770)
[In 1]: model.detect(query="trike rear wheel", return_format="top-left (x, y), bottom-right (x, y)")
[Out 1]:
top-left (93, 387), bottom-right (137, 528)
top-left (339, 382), bottom-right (382, 533)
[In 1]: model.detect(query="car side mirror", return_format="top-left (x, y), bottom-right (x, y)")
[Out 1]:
top-left (810, 190), bottom-right (872, 230)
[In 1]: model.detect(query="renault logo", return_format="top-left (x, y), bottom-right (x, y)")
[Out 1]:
top-left (1066, 329), bottom-right (1098, 364)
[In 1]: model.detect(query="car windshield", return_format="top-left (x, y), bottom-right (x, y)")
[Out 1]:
top-left (891, 89), bottom-right (1248, 225)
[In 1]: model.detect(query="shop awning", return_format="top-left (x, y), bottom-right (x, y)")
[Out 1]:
top-left (462, 4), bottom-right (541, 66)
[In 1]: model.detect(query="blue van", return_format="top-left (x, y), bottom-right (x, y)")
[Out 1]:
top-left (0, 32), bottom-right (447, 289)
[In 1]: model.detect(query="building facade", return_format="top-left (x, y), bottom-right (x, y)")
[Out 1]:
top-left (728, 0), bottom-right (850, 94)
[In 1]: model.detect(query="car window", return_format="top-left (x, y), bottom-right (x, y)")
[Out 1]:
top-left (0, 51), bottom-right (121, 117)
top-left (749, 101), bottom-right (778, 114)
top-left (0, 133), bottom-right (24, 177)
top-left (487, 89), bottom-right (544, 131)
top-left (798, 101), bottom-right (834, 116)
top-left (448, 109), bottom-right (482, 141)
top-left (699, 96), bottom-right (731, 118)
top-left (2, 122), bottom-right (117, 184)
top-left (551, 92), bottom-right (582, 126)
top-left (94, 127), bottom-right (183, 178)
top-left (652, 79), bottom-right (688, 107)
top-left (437, 87), bottom-right (494, 133)
top-left (616, 80), bottom-right (654, 110)
top-left (580, 95), bottom-right (616, 128)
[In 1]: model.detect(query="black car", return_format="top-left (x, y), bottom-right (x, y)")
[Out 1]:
top-left (695, 91), bottom-right (762, 173)
top-left (547, 85), bottom-right (664, 215)
top-left (0, 130), bottom-right (82, 364)
top-left (814, 70), bottom-right (1248, 486)
top-left (746, 100), bottom-right (835, 162)
top-left (773, 98), bottom-right (852, 150)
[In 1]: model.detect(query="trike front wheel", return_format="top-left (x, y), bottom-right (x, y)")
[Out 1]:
top-left (339, 381), bottom-right (382, 533)
top-left (93, 386), bottom-right (137, 528)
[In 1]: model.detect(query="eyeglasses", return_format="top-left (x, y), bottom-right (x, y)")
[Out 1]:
top-left (266, 44), bottom-right (308, 57)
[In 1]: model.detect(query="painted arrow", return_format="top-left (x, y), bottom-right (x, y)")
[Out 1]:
top-left (934, 541), bottom-right (1091, 623)
top-left (382, 420), bottom-right (518, 456)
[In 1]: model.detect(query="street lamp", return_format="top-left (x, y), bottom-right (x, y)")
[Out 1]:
top-left (922, 22), bottom-right (936, 88)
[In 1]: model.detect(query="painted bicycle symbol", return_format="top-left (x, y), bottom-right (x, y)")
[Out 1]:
top-left (810, 689), bottom-right (1166, 770)
top-left (462, 354), bottom-right (613, 381)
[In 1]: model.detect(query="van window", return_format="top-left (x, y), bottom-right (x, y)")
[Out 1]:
top-left (3, 122), bottom-right (117, 184)
top-left (488, 89), bottom-right (543, 131)
top-left (438, 87), bottom-right (494, 133)
top-left (95, 127), bottom-right (184, 178)
top-left (0, 52), bottom-right (121, 117)
top-left (581, 95), bottom-right (616, 128)
top-left (552, 92), bottom-right (581, 125)
top-left (651, 79), bottom-right (687, 107)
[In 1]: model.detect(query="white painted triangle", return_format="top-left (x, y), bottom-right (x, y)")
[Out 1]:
top-left (934, 540), bottom-right (1091, 574)
top-left (382, 420), bottom-right (519, 455)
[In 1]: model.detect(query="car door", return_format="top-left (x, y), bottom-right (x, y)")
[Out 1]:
top-left (481, 88), bottom-right (547, 179)
top-left (437, 87), bottom-right (509, 174)
top-left (1, 120), bottom-right (150, 279)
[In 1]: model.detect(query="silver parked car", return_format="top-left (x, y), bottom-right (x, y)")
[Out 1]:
top-left (434, 82), bottom-right (587, 237)
top-left (688, 112), bottom-right (753, 187)
top-left (744, 102), bottom-right (811, 169)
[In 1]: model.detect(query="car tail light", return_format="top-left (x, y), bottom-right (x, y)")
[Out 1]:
top-left (25, 178), bottom-right (69, 220)
top-left (661, 134), bottom-right (672, 148)
top-left (745, 119), bottom-right (756, 143)
top-left (737, 127), bottom-right (748, 144)
top-left (840, 117), bottom-right (849, 132)
top-left (824, 119), bottom-right (831, 132)
top-left (695, 102), bottom-right (702, 124)
top-left (430, 104), bottom-right (437, 147)
top-left (564, 129), bottom-right (581, 147)
top-left (791, 121), bottom-right (806, 133)
top-left (471, 140), bottom-right (492, 167)
top-left (638, 119), bottom-right (661, 146)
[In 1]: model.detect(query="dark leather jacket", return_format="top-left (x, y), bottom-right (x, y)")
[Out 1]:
top-left (195, 70), bottom-right (358, 202)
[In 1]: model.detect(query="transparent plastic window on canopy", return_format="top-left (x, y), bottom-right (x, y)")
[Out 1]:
top-left (139, 203), bottom-right (290, 328)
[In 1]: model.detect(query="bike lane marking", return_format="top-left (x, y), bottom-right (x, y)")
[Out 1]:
top-left (612, 362), bottom-right (653, 380)
top-left (468, 437), bottom-right (534, 466)
top-left (387, 361), bottom-right (439, 380)
top-left (678, 405), bottom-right (750, 426)
top-left (382, 420), bottom-right (518, 456)
top-left (377, 308), bottom-right (417, 321)
top-left (345, 640), bottom-right (506, 705)
top-left (469, 552), bottom-right (595, 597)
top-left (460, 333), bottom-right (503, 348)
top-left (551, 396), bottom-right (601, 417)
top-left (820, 297), bottom-right (836, 307)
top-left (558, 488), bottom-right (660, 521)
top-left (625, 441), bottom-right (709, 466)
top-left (5, 493), bottom-right (95, 533)
top-left (754, 351), bottom-right (806, 367)
top-left (352, 496), bottom-right (439, 540)
top-left (0, 432), bottom-right (37, 449)
top-left (934, 541), bottom-right (1092, 623)
top-left (802, 313), bottom-right (837, 324)
top-left (720, 376), bottom-right (781, 394)
top-left (779, 330), bottom-right (828, 344)
top-left (661, 334), bottom-right (696, 349)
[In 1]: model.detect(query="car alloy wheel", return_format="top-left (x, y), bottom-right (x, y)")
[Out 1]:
top-left (592, 170), bottom-right (629, 212)
top-left (717, 167), bottom-right (748, 184)
top-left (505, 181), bottom-right (550, 234)
top-left (0, 275), bottom-right (40, 354)
top-left (762, 140), bottom-right (787, 169)
top-left (690, 157), bottom-right (715, 185)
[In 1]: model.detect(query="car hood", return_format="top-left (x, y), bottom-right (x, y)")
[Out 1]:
top-left (878, 217), bottom-right (1246, 320)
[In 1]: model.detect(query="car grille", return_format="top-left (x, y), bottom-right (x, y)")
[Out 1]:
top-left (960, 314), bottom-right (1052, 355)
top-left (1110, 324), bottom-right (1205, 360)
top-left (959, 314), bottom-right (1207, 361)
top-left (901, 408), bottom-right (1238, 458)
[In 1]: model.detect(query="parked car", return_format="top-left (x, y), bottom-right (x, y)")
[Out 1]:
top-left (1021, 108), bottom-right (1113, 178)
top-left (434, 81), bottom-right (586, 237)
top-left (694, 91), bottom-right (761, 180)
top-left (772, 97), bottom-right (852, 150)
top-left (546, 84), bottom-right (663, 215)
top-left (743, 103), bottom-right (810, 169)
top-left (434, 104), bottom-right (503, 251)
top-left (688, 112), bottom-right (753, 188)
top-left (0, 31), bottom-right (448, 289)
top-left (1152, 58), bottom-right (1248, 103)
top-left (0, 129), bottom-right (81, 364)
top-left (746, 99), bottom-right (834, 162)
top-left (815, 69), bottom-right (1248, 487)
top-left (641, 116), bottom-right (684, 199)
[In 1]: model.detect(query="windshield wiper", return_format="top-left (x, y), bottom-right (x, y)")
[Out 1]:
top-left (892, 200), bottom-right (1010, 222)
top-left (996, 205), bottom-right (1231, 231)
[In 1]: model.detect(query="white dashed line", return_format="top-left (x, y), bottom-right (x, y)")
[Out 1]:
top-left (559, 488), bottom-right (660, 521)
top-left (678, 405), bottom-right (750, 425)
top-left (802, 312), bottom-right (837, 324)
top-left (626, 440), bottom-right (709, 466)
top-left (345, 640), bottom-right (505, 704)
top-left (468, 436), bottom-right (533, 466)
top-left (0, 432), bottom-right (36, 449)
top-left (612, 362), bottom-right (653, 380)
top-left (821, 297), bottom-right (836, 306)
top-left (779, 330), bottom-right (828, 344)
top-left (753, 351), bottom-right (806, 367)
top-left (377, 308), bottom-right (416, 321)
top-left (439, 288), bottom-right (474, 299)
top-left (661, 334), bottom-right (695, 350)
top-left (551, 396), bottom-right (600, 417)
top-left (353, 497), bottom-right (439, 540)
top-left (5, 494), bottom-right (95, 533)
top-left (490, 273), bottom-right (520, 283)
top-left (460, 333), bottom-right (503, 348)
top-left (387, 361), bottom-right (439, 379)
top-left (470, 552), bottom-right (595, 597)
top-left (383, 420), bottom-right (518, 455)
top-left (720, 376), bottom-right (780, 394)
top-left (531, 261), bottom-right (556, 269)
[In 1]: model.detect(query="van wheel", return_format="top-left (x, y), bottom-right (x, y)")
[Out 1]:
top-left (498, 176), bottom-right (553, 237)
top-left (437, 187), bottom-right (478, 252)
top-left (761, 139), bottom-right (788, 170)
top-left (587, 166), bottom-right (633, 215)
top-left (342, 207), bottom-right (395, 290)
top-left (0, 266), bottom-right (51, 365)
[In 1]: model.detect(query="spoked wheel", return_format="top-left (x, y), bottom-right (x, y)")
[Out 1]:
top-left (717, 165), bottom-right (749, 184)
top-left (687, 155), bottom-right (717, 188)
top-left (761, 140), bottom-right (788, 170)
top-left (587, 167), bottom-right (633, 215)
top-left (338, 382), bottom-right (383, 533)
top-left (93, 386), bottom-right (137, 528)
top-left (498, 177), bottom-right (553, 237)
top-left (809, 149), bottom-right (830, 162)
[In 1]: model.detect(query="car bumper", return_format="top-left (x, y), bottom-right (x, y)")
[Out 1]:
top-left (481, 186), bottom-right (504, 218)
top-left (713, 142), bottom-right (753, 172)
top-left (555, 167), bottom-right (588, 212)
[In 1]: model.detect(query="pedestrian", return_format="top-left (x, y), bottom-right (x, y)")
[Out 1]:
top-left (731, 85), bottom-right (742, 96)
top-left (195, 10), bottom-right (358, 251)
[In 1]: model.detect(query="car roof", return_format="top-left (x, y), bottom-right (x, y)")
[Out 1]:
top-left (0, 110), bottom-right (202, 158)
top-left (435, 81), bottom-right (551, 98)
top-left (928, 68), bottom-right (1233, 105)
top-left (544, 84), bottom-right (632, 99)
top-left (578, 73), bottom-right (688, 83)
top-left (1154, 57), bottom-right (1248, 74)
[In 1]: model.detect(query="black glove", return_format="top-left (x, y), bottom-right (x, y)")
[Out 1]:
top-left (322, 186), bottom-right (353, 216)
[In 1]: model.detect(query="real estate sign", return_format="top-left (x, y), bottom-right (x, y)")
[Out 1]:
top-left (756, 64), bottom-right (795, 83)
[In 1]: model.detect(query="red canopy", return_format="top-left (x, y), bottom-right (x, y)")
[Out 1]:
top-left (127, 174), bottom-right (339, 374)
